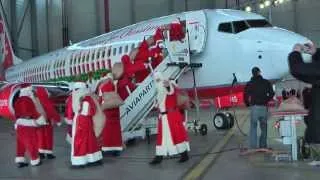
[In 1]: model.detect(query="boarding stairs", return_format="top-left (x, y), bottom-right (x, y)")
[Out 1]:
top-left (120, 24), bottom-right (193, 141)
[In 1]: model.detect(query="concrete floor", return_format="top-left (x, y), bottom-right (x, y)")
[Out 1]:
top-left (0, 108), bottom-right (319, 180)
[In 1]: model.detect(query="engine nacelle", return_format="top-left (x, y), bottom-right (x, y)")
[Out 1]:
top-left (0, 83), bottom-right (29, 120)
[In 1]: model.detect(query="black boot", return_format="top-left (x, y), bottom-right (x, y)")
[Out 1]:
top-left (46, 154), bottom-right (56, 159)
top-left (88, 160), bottom-right (103, 167)
top-left (17, 162), bottom-right (29, 168)
top-left (149, 156), bottom-right (163, 165)
top-left (178, 151), bottom-right (189, 163)
top-left (39, 153), bottom-right (45, 160)
top-left (112, 151), bottom-right (121, 157)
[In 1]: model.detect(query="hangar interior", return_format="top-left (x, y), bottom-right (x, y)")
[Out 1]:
top-left (0, 0), bottom-right (320, 180)
top-left (1, 0), bottom-right (320, 60)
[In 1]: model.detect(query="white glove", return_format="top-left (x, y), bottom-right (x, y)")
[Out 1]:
top-left (35, 116), bottom-right (48, 126)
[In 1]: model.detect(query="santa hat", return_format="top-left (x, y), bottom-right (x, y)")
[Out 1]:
top-left (172, 18), bottom-right (181, 24)
top-left (94, 72), bottom-right (113, 93)
top-left (19, 85), bottom-right (33, 97)
top-left (139, 39), bottom-right (149, 51)
top-left (153, 28), bottom-right (164, 44)
top-left (121, 54), bottom-right (131, 65)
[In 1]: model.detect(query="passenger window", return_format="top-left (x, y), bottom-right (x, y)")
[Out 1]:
top-left (82, 54), bottom-right (85, 63)
top-left (131, 44), bottom-right (135, 50)
top-left (102, 50), bottom-right (106, 58)
top-left (233, 21), bottom-right (249, 34)
top-left (91, 52), bottom-right (95, 60)
top-left (119, 47), bottom-right (122, 54)
top-left (107, 48), bottom-right (111, 57)
top-left (113, 48), bottom-right (116, 56)
top-left (86, 53), bottom-right (90, 62)
top-left (125, 45), bottom-right (128, 53)
top-left (218, 23), bottom-right (233, 33)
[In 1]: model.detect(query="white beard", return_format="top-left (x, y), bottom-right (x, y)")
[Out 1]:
top-left (155, 82), bottom-right (167, 104)
top-left (32, 96), bottom-right (46, 117)
top-left (72, 88), bottom-right (89, 113)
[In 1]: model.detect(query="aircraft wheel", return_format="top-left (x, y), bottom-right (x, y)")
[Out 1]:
top-left (213, 113), bottom-right (228, 130)
top-left (225, 112), bottom-right (235, 129)
top-left (199, 124), bottom-right (208, 136)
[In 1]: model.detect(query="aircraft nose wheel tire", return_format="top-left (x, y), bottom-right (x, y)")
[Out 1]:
top-left (199, 124), bottom-right (208, 136)
top-left (213, 112), bottom-right (234, 130)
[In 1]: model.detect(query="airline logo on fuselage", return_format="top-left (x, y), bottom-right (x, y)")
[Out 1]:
top-left (77, 24), bottom-right (161, 47)
top-left (125, 80), bottom-right (154, 115)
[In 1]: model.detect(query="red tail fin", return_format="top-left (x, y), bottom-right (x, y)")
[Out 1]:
top-left (0, 17), bottom-right (14, 81)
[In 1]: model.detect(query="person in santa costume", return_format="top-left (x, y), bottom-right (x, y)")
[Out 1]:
top-left (64, 84), bottom-right (80, 144)
top-left (34, 86), bottom-right (61, 159)
top-left (149, 44), bottom-right (164, 69)
top-left (117, 55), bottom-right (136, 100)
top-left (96, 73), bottom-right (123, 156)
top-left (13, 85), bottom-right (47, 168)
top-left (133, 39), bottom-right (152, 83)
top-left (149, 72), bottom-right (190, 165)
top-left (70, 82), bottom-right (103, 168)
top-left (169, 19), bottom-right (185, 41)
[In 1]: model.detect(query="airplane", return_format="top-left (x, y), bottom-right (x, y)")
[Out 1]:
top-left (0, 9), bottom-right (311, 138)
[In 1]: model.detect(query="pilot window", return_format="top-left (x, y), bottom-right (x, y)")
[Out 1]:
top-left (218, 23), bottom-right (232, 33)
top-left (233, 21), bottom-right (249, 33)
top-left (246, 19), bottom-right (272, 28)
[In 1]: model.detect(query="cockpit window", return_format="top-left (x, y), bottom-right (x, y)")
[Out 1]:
top-left (246, 19), bottom-right (272, 28)
top-left (218, 23), bottom-right (232, 33)
top-left (218, 19), bottom-right (272, 34)
top-left (233, 21), bottom-right (249, 33)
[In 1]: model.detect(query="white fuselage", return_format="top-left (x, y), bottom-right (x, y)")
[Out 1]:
top-left (5, 9), bottom-right (310, 93)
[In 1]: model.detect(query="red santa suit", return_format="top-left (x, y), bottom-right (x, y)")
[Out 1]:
top-left (71, 86), bottom-right (102, 166)
top-left (169, 20), bottom-right (185, 41)
top-left (153, 28), bottom-right (164, 45)
top-left (134, 39), bottom-right (151, 83)
top-left (64, 95), bottom-right (73, 144)
top-left (117, 55), bottom-right (136, 100)
top-left (154, 73), bottom-right (190, 156)
top-left (34, 87), bottom-right (61, 155)
top-left (13, 87), bottom-right (46, 166)
top-left (150, 45), bottom-right (164, 69)
top-left (97, 78), bottom-right (123, 152)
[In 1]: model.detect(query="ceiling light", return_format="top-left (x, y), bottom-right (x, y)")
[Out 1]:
top-left (264, 0), bottom-right (271, 7)
top-left (245, 6), bottom-right (252, 12)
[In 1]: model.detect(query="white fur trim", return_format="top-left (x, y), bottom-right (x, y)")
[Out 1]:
top-left (71, 113), bottom-right (78, 163)
top-left (80, 101), bottom-right (90, 116)
top-left (30, 158), bottom-right (40, 166)
top-left (71, 82), bottom-right (87, 90)
top-left (39, 149), bottom-right (53, 154)
top-left (101, 147), bottom-right (123, 151)
top-left (71, 155), bottom-right (88, 166)
top-left (87, 151), bottom-right (103, 163)
top-left (15, 157), bottom-right (26, 163)
top-left (64, 118), bottom-right (72, 125)
top-left (175, 141), bottom-right (190, 153)
top-left (15, 118), bottom-right (37, 127)
top-left (72, 88), bottom-right (89, 113)
top-left (71, 151), bottom-right (102, 165)
top-left (19, 86), bottom-right (33, 97)
top-left (66, 134), bottom-right (72, 144)
top-left (156, 114), bottom-right (175, 156)
top-left (35, 116), bottom-right (48, 126)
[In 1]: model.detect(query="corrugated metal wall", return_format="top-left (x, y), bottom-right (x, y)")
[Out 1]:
top-left (3, 0), bottom-right (320, 60)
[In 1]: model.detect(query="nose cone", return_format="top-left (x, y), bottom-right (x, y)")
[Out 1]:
top-left (242, 27), bottom-right (311, 80)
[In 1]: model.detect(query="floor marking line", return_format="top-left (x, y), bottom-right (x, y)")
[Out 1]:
top-left (183, 111), bottom-right (248, 180)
